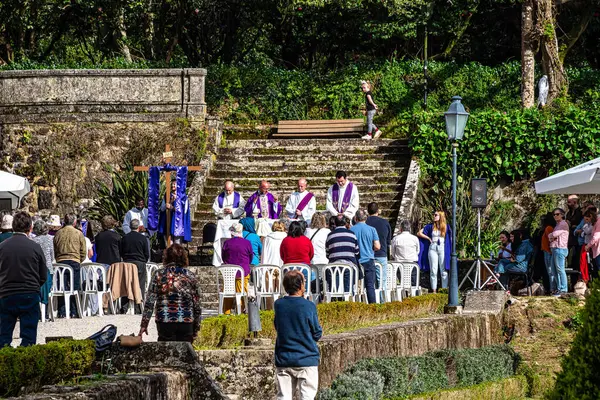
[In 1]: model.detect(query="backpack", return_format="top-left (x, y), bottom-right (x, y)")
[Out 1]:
top-left (87, 324), bottom-right (117, 353)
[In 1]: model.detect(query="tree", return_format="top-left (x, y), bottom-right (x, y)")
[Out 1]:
top-left (548, 280), bottom-right (600, 399)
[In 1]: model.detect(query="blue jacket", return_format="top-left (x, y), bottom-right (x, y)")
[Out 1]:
top-left (418, 223), bottom-right (452, 271)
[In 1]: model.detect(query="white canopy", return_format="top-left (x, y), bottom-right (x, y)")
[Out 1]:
top-left (0, 171), bottom-right (31, 210)
top-left (535, 157), bottom-right (600, 194)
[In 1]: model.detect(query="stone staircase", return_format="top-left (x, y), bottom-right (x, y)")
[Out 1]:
top-left (189, 138), bottom-right (412, 315)
top-left (191, 138), bottom-right (411, 248)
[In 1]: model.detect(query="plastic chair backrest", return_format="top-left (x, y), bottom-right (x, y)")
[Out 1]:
top-left (80, 262), bottom-right (107, 291)
top-left (282, 263), bottom-right (312, 295)
top-left (253, 264), bottom-right (281, 294)
top-left (374, 260), bottom-right (385, 291)
top-left (400, 262), bottom-right (419, 289)
top-left (388, 262), bottom-right (403, 289)
top-left (322, 263), bottom-right (354, 295)
top-left (218, 264), bottom-right (245, 295)
top-left (52, 263), bottom-right (74, 293)
top-left (146, 263), bottom-right (160, 280)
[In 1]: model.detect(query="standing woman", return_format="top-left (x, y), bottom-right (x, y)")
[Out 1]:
top-left (417, 211), bottom-right (452, 293)
top-left (139, 244), bottom-right (201, 342)
top-left (549, 208), bottom-right (569, 295)
top-left (32, 220), bottom-right (55, 312)
top-left (540, 213), bottom-right (556, 294)
top-left (586, 209), bottom-right (600, 281)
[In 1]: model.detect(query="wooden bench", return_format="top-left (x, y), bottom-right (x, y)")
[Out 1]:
top-left (274, 119), bottom-right (365, 138)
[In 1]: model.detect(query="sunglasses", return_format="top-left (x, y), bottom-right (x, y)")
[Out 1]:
top-left (553, 213), bottom-right (562, 216)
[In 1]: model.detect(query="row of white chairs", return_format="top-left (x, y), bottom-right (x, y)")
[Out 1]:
top-left (216, 261), bottom-right (421, 315)
top-left (42, 262), bottom-right (161, 321)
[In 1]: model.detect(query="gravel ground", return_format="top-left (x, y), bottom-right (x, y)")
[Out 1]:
top-left (10, 314), bottom-right (158, 347)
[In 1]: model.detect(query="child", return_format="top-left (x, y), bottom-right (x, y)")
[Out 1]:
top-left (361, 80), bottom-right (382, 140)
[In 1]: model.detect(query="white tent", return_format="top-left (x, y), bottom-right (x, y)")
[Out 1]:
top-left (535, 157), bottom-right (600, 194)
top-left (0, 171), bottom-right (31, 210)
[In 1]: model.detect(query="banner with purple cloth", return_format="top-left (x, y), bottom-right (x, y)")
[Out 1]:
top-left (147, 166), bottom-right (161, 231)
top-left (173, 166), bottom-right (188, 237)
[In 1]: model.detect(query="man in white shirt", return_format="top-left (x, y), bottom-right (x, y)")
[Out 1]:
top-left (123, 197), bottom-right (148, 234)
top-left (326, 170), bottom-right (359, 220)
top-left (285, 178), bottom-right (316, 224)
top-left (213, 180), bottom-right (246, 220)
top-left (391, 220), bottom-right (420, 262)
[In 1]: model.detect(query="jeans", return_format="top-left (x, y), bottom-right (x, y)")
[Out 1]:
top-left (361, 260), bottom-right (377, 304)
top-left (375, 257), bottom-right (387, 302)
top-left (552, 247), bottom-right (568, 293)
top-left (366, 109), bottom-right (378, 134)
top-left (428, 243), bottom-right (448, 291)
top-left (0, 292), bottom-right (41, 347)
top-left (496, 260), bottom-right (527, 288)
top-left (543, 251), bottom-right (556, 292)
top-left (58, 260), bottom-right (81, 318)
top-left (276, 366), bottom-right (319, 400)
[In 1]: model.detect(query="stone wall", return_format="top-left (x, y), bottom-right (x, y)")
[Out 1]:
top-left (0, 69), bottom-right (206, 123)
top-left (198, 312), bottom-right (503, 399)
top-left (0, 118), bottom-right (221, 214)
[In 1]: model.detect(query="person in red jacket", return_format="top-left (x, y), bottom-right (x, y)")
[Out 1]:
top-left (280, 221), bottom-right (314, 265)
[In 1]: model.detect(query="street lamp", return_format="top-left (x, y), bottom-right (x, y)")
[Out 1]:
top-left (444, 96), bottom-right (469, 309)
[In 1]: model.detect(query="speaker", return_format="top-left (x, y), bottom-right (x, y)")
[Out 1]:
top-left (471, 178), bottom-right (487, 208)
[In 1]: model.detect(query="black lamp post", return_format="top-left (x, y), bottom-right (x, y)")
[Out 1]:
top-left (444, 96), bottom-right (469, 308)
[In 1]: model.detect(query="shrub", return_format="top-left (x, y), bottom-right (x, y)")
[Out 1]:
top-left (196, 294), bottom-right (447, 349)
top-left (319, 345), bottom-right (520, 399)
top-left (318, 370), bottom-right (385, 400)
top-left (0, 339), bottom-right (95, 397)
top-left (548, 280), bottom-right (600, 400)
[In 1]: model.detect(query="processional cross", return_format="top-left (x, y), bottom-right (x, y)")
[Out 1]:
top-left (134, 144), bottom-right (202, 246)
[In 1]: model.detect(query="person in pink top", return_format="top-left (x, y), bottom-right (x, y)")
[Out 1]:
top-left (548, 208), bottom-right (569, 295)
top-left (585, 214), bottom-right (600, 281)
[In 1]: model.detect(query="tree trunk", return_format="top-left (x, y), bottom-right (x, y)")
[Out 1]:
top-left (116, 6), bottom-right (132, 63)
top-left (521, 0), bottom-right (537, 108)
top-left (538, 0), bottom-right (567, 104)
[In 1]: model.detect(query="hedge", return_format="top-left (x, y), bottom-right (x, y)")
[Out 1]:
top-left (317, 345), bottom-right (519, 400)
top-left (196, 293), bottom-right (447, 349)
top-left (405, 375), bottom-right (529, 400)
top-left (0, 339), bottom-right (95, 397)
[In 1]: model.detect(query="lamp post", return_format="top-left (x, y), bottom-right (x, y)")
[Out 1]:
top-left (444, 96), bottom-right (469, 309)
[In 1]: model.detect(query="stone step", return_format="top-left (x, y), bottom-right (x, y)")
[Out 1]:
top-left (205, 176), bottom-right (404, 189)
top-left (216, 159), bottom-right (406, 169)
top-left (210, 166), bottom-right (406, 179)
top-left (216, 153), bottom-right (409, 163)
top-left (202, 183), bottom-right (404, 194)
top-left (224, 138), bottom-right (409, 149)
top-left (219, 145), bottom-right (409, 156)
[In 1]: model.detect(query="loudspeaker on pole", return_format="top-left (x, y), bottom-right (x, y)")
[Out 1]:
top-left (471, 178), bottom-right (487, 208)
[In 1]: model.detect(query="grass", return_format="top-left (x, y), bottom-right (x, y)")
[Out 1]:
top-left (503, 296), bottom-right (584, 398)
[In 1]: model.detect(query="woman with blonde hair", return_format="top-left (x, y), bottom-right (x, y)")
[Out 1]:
top-left (417, 211), bottom-right (452, 292)
top-left (262, 220), bottom-right (287, 266)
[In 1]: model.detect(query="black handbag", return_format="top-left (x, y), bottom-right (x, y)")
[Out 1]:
top-left (87, 324), bottom-right (117, 352)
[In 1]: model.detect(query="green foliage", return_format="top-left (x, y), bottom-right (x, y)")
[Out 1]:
top-left (196, 294), bottom-right (447, 349)
top-left (405, 375), bottom-right (529, 400)
top-left (319, 345), bottom-right (519, 399)
top-left (87, 162), bottom-right (149, 229)
top-left (549, 280), bottom-right (600, 400)
top-left (0, 339), bottom-right (95, 397)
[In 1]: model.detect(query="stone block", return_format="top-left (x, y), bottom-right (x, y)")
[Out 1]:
top-left (463, 290), bottom-right (508, 314)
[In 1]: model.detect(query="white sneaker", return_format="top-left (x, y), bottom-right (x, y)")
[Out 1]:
top-left (373, 129), bottom-right (382, 139)
top-left (361, 134), bottom-right (372, 140)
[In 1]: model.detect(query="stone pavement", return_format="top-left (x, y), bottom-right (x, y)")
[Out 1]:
top-left (10, 314), bottom-right (158, 347)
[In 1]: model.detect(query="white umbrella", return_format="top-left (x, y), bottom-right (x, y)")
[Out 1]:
top-left (535, 157), bottom-right (600, 194)
top-left (0, 171), bottom-right (31, 210)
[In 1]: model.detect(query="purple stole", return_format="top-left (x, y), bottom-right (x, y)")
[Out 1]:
top-left (331, 182), bottom-right (354, 213)
top-left (217, 191), bottom-right (240, 208)
top-left (296, 192), bottom-right (314, 211)
top-left (245, 192), bottom-right (282, 219)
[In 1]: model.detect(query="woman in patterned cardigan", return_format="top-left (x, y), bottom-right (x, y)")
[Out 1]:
top-left (138, 244), bottom-right (201, 343)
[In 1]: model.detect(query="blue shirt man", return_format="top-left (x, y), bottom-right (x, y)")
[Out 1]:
top-left (351, 210), bottom-right (380, 304)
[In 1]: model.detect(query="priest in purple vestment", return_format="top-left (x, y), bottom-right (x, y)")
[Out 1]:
top-left (244, 180), bottom-right (282, 219)
top-left (326, 171), bottom-right (360, 219)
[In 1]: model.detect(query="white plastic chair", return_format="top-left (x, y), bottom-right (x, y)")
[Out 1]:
top-left (400, 261), bottom-right (421, 297)
top-left (310, 264), bottom-right (326, 304)
top-left (217, 264), bottom-right (246, 315)
top-left (252, 264), bottom-right (281, 309)
top-left (385, 262), bottom-right (404, 302)
top-left (322, 263), bottom-right (354, 303)
top-left (373, 260), bottom-right (385, 304)
top-left (354, 264), bottom-right (367, 303)
top-left (80, 263), bottom-right (115, 316)
top-left (145, 263), bottom-right (161, 294)
top-left (50, 263), bottom-right (83, 319)
top-left (282, 263), bottom-right (313, 300)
